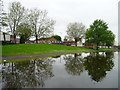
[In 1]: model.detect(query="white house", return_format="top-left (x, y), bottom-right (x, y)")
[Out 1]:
top-left (0, 31), bottom-right (10, 41)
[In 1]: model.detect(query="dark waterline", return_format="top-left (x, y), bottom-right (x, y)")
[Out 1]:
top-left (0, 52), bottom-right (118, 88)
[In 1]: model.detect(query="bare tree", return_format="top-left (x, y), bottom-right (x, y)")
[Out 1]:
top-left (66, 22), bottom-right (85, 46)
top-left (7, 2), bottom-right (25, 43)
top-left (28, 9), bottom-right (55, 43)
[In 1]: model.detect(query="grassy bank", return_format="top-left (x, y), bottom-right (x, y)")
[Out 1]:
top-left (2, 44), bottom-right (114, 57)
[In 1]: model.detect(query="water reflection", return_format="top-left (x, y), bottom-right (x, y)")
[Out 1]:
top-left (83, 52), bottom-right (114, 82)
top-left (1, 52), bottom-right (116, 88)
top-left (64, 53), bottom-right (84, 75)
top-left (2, 58), bottom-right (54, 88)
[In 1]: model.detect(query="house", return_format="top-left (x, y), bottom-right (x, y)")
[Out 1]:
top-left (0, 31), bottom-right (10, 41)
top-left (63, 41), bottom-right (75, 46)
top-left (34, 37), bottom-right (78, 46)
top-left (10, 35), bottom-right (20, 43)
top-left (36, 37), bottom-right (57, 44)
top-left (84, 43), bottom-right (95, 49)
top-left (0, 31), bottom-right (10, 42)
top-left (0, 31), bottom-right (20, 44)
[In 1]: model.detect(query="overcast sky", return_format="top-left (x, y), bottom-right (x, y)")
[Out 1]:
top-left (3, 0), bottom-right (119, 44)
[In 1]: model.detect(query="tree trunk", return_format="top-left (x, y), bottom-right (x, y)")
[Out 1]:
top-left (75, 38), bottom-right (77, 47)
top-left (96, 43), bottom-right (99, 50)
top-left (35, 34), bottom-right (38, 43)
top-left (13, 34), bottom-right (16, 43)
top-left (13, 19), bottom-right (16, 43)
top-left (3, 32), bottom-right (6, 41)
top-left (35, 25), bottom-right (38, 43)
top-left (20, 35), bottom-right (25, 43)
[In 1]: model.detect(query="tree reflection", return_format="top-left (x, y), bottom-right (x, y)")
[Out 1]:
top-left (2, 58), bottom-right (54, 88)
top-left (64, 53), bottom-right (84, 75)
top-left (83, 52), bottom-right (114, 82)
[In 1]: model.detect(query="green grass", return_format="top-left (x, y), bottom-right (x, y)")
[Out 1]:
top-left (2, 44), bottom-right (114, 57)
top-left (98, 48), bottom-right (115, 52)
top-left (2, 44), bottom-right (92, 56)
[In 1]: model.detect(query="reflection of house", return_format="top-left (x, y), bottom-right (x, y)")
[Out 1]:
top-left (36, 37), bottom-right (57, 44)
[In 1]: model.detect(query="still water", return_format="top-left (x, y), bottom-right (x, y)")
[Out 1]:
top-left (1, 52), bottom-right (118, 88)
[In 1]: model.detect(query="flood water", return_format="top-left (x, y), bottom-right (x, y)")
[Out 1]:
top-left (0, 52), bottom-right (118, 88)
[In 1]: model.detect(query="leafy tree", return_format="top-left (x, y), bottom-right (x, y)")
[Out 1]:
top-left (28, 9), bottom-right (55, 43)
top-left (7, 1), bottom-right (25, 43)
top-left (66, 22), bottom-right (85, 46)
top-left (16, 23), bottom-right (32, 43)
top-left (103, 30), bottom-right (115, 48)
top-left (63, 36), bottom-right (68, 41)
top-left (51, 35), bottom-right (62, 41)
top-left (85, 19), bottom-right (110, 50)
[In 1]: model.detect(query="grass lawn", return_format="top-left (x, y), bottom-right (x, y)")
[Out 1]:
top-left (2, 44), bottom-right (114, 57)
